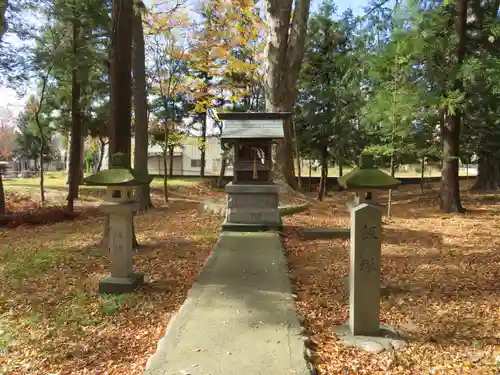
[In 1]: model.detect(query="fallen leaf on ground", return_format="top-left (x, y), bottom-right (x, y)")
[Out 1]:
top-left (283, 181), bottom-right (500, 375)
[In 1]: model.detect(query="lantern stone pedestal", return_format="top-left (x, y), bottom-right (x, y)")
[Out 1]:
top-left (83, 152), bottom-right (152, 295)
top-left (99, 201), bottom-right (144, 294)
top-left (222, 183), bottom-right (282, 232)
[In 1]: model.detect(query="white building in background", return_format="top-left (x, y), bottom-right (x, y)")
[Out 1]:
top-left (100, 134), bottom-right (231, 176)
top-left (146, 135), bottom-right (230, 176)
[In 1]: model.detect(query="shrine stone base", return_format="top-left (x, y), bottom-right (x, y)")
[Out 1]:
top-left (222, 183), bottom-right (282, 232)
top-left (99, 272), bottom-right (145, 294)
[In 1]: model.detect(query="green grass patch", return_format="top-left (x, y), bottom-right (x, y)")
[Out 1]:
top-left (4, 172), bottom-right (66, 188)
top-left (99, 293), bottom-right (137, 316)
top-left (299, 166), bottom-right (476, 178)
top-left (55, 292), bottom-right (99, 328)
top-left (0, 247), bottom-right (66, 279)
top-left (0, 320), bottom-right (15, 352)
top-left (4, 172), bottom-right (201, 190)
top-left (150, 177), bottom-right (202, 188)
top-left (279, 204), bottom-right (309, 216)
top-left (191, 230), bottom-right (218, 242)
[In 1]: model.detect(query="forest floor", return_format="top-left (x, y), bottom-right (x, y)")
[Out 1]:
top-left (0, 179), bottom-right (499, 374)
top-left (0, 181), bottom-right (220, 375)
top-left (283, 181), bottom-right (500, 375)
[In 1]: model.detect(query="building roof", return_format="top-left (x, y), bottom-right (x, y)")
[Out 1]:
top-left (218, 112), bottom-right (290, 139)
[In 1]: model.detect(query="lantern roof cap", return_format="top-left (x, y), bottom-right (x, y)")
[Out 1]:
top-left (83, 153), bottom-right (153, 186)
top-left (337, 153), bottom-right (401, 190)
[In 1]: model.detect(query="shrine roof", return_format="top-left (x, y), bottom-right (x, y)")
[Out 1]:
top-left (218, 112), bottom-right (290, 139)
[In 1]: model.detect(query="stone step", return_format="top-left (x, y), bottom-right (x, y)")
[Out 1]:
top-left (302, 227), bottom-right (350, 240)
top-left (221, 221), bottom-right (283, 232)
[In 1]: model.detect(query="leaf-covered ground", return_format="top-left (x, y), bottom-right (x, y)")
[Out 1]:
top-left (0, 187), bottom-right (220, 375)
top-left (283, 183), bottom-right (500, 375)
top-left (2, 180), bottom-right (499, 374)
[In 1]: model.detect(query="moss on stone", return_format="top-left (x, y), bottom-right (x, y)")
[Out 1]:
top-left (84, 153), bottom-right (153, 186)
top-left (338, 154), bottom-right (401, 190)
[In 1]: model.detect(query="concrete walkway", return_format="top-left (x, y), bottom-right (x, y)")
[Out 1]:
top-left (144, 232), bottom-right (311, 375)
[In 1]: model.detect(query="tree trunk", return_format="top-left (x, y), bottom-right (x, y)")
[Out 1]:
top-left (80, 135), bottom-right (85, 183)
top-left (110, 0), bottom-right (133, 158)
top-left (274, 107), bottom-right (297, 188)
top-left (96, 137), bottom-right (106, 172)
top-left (163, 148), bottom-right (168, 203)
top-left (132, 4), bottom-right (152, 212)
top-left (441, 116), bottom-right (464, 212)
top-left (323, 159), bottom-right (329, 197)
top-left (471, 155), bottom-right (500, 190)
top-left (0, 172), bottom-right (5, 215)
top-left (217, 153), bottom-right (227, 188)
top-left (200, 113), bottom-right (207, 177)
top-left (163, 124), bottom-right (169, 203)
top-left (168, 146), bottom-right (174, 178)
top-left (420, 157), bottom-right (425, 194)
top-left (67, 20), bottom-right (82, 212)
top-left (65, 132), bottom-right (71, 184)
top-left (317, 167), bottom-right (325, 201)
top-left (0, 0), bottom-right (8, 41)
top-left (440, 0), bottom-right (467, 213)
top-left (39, 152), bottom-right (45, 203)
top-left (317, 146), bottom-right (328, 201)
top-left (34, 70), bottom-right (51, 205)
top-left (387, 153), bottom-right (395, 218)
top-left (263, 0), bottom-right (311, 189)
top-left (101, 26), bottom-right (114, 254)
top-left (308, 160), bottom-right (312, 192)
top-left (293, 117), bottom-right (302, 190)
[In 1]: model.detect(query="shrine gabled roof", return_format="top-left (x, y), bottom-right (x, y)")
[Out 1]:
top-left (217, 112), bottom-right (291, 139)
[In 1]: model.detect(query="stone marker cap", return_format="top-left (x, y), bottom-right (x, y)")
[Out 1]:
top-left (338, 153), bottom-right (401, 190)
top-left (83, 152), bottom-right (154, 186)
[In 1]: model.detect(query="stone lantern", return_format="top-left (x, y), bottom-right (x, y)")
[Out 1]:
top-left (84, 152), bottom-right (153, 294)
top-left (217, 112), bottom-right (291, 231)
top-left (338, 153), bottom-right (401, 212)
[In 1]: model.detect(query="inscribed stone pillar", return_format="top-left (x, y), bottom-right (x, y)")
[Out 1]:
top-left (349, 203), bottom-right (382, 336)
top-left (109, 211), bottom-right (134, 278)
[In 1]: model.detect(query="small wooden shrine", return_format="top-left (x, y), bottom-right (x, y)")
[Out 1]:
top-left (218, 112), bottom-right (291, 184)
